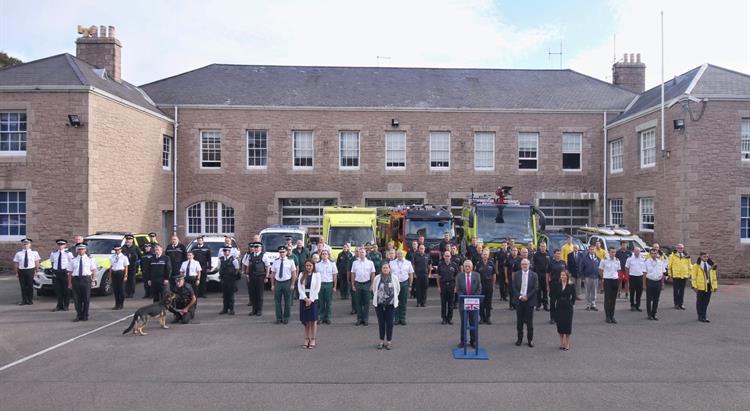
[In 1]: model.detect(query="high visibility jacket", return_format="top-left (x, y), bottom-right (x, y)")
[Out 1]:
top-left (691, 262), bottom-right (718, 292)
top-left (668, 253), bottom-right (692, 279)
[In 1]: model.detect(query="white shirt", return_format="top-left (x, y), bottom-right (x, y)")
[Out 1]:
top-left (520, 271), bottom-right (529, 297)
top-left (68, 255), bottom-right (97, 276)
top-left (389, 259), bottom-right (414, 283)
top-left (271, 257), bottom-right (296, 281)
top-left (180, 259), bottom-right (202, 277)
top-left (625, 254), bottom-right (646, 277)
top-left (315, 260), bottom-right (338, 283)
top-left (241, 252), bottom-right (272, 268)
top-left (221, 246), bottom-right (240, 259)
top-left (599, 258), bottom-right (620, 279)
top-left (50, 250), bottom-right (74, 271)
top-left (14, 249), bottom-right (40, 269)
top-left (297, 272), bottom-right (321, 301)
top-left (351, 258), bottom-right (375, 283)
top-left (110, 254), bottom-right (130, 271)
top-left (644, 259), bottom-right (665, 281)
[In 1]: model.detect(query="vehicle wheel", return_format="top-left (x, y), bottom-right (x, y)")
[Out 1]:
top-left (96, 273), bottom-right (113, 296)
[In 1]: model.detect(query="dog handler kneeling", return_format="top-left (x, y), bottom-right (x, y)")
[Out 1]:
top-left (172, 275), bottom-right (197, 324)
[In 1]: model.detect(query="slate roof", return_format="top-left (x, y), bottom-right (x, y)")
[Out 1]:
top-left (140, 64), bottom-right (637, 111)
top-left (0, 53), bottom-right (160, 113)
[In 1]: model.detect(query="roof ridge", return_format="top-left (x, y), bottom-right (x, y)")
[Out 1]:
top-left (139, 63), bottom-right (217, 88)
top-left (205, 63), bottom-right (593, 73)
top-left (63, 54), bottom-right (87, 85)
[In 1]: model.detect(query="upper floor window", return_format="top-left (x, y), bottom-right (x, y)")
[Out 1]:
top-left (293, 130), bottom-right (314, 168)
top-left (187, 201), bottom-right (234, 235)
top-left (162, 136), bottom-right (173, 170)
top-left (610, 139), bottom-right (624, 173)
top-left (247, 130), bottom-right (268, 168)
top-left (741, 118), bottom-right (750, 160)
top-left (339, 131), bottom-right (360, 169)
top-left (429, 132), bottom-right (450, 169)
top-left (474, 132), bottom-right (495, 170)
top-left (518, 132), bottom-right (539, 170)
top-left (385, 131), bottom-right (406, 168)
top-left (639, 197), bottom-right (654, 231)
top-left (562, 132), bottom-right (582, 170)
top-left (609, 198), bottom-right (623, 226)
top-left (200, 130), bottom-right (221, 168)
top-left (0, 191), bottom-right (26, 239)
top-left (0, 112), bottom-right (27, 154)
top-left (741, 195), bottom-right (749, 242)
top-left (640, 128), bottom-right (656, 168)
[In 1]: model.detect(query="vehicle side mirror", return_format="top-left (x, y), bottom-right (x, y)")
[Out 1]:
top-left (534, 207), bottom-right (547, 231)
top-left (468, 210), bottom-right (475, 228)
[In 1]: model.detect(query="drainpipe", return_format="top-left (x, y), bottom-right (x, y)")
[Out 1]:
top-left (603, 111), bottom-right (608, 225)
top-left (173, 106), bottom-right (178, 236)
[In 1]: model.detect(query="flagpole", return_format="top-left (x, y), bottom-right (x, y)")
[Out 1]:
top-left (661, 11), bottom-right (665, 153)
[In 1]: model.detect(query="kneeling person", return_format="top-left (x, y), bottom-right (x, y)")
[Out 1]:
top-left (172, 275), bottom-right (197, 324)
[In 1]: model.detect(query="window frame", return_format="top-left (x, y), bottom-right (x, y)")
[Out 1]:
top-left (561, 132), bottom-right (582, 171)
top-left (640, 128), bottom-right (656, 169)
top-left (639, 197), bottom-right (655, 232)
top-left (0, 112), bottom-right (27, 156)
top-left (338, 130), bottom-right (360, 170)
top-left (162, 136), bottom-right (173, 171)
top-left (186, 201), bottom-right (235, 235)
top-left (518, 132), bottom-right (539, 171)
top-left (0, 191), bottom-right (27, 241)
top-left (741, 195), bottom-right (750, 243)
top-left (292, 130), bottom-right (314, 169)
top-left (741, 118), bottom-right (750, 161)
top-left (474, 131), bottom-right (495, 171)
top-left (610, 138), bottom-right (624, 173)
top-left (246, 129), bottom-right (268, 169)
top-left (609, 198), bottom-right (624, 226)
top-left (385, 131), bottom-right (406, 169)
top-left (429, 131), bottom-right (451, 170)
top-left (199, 130), bottom-right (222, 169)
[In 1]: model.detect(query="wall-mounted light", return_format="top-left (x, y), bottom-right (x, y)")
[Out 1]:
top-left (68, 114), bottom-right (82, 127)
top-left (391, 118), bottom-right (399, 127)
top-left (673, 118), bottom-right (685, 131)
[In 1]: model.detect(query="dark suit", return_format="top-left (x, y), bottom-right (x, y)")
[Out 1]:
top-left (512, 270), bottom-right (538, 343)
top-left (456, 271), bottom-right (482, 346)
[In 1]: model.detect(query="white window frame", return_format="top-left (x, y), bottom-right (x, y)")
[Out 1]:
top-left (429, 132), bottom-right (450, 170)
top-left (292, 130), bottom-right (314, 169)
top-left (610, 139), bottom-right (624, 173)
top-left (609, 199), bottom-right (624, 226)
top-left (385, 131), bottom-right (406, 169)
top-left (640, 128), bottom-right (656, 168)
top-left (518, 132), bottom-right (539, 171)
top-left (741, 118), bottom-right (750, 161)
top-left (741, 195), bottom-right (750, 243)
top-left (186, 201), bottom-right (235, 235)
top-left (246, 129), bottom-right (268, 169)
top-left (0, 191), bottom-right (26, 241)
top-left (162, 136), bottom-right (172, 171)
top-left (338, 131), bottom-right (360, 170)
top-left (562, 132), bottom-right (582, 171)
top-left (474, 132), bottom-right (495, 170)
top-left (199, 130), bottom-right (222, 169)
top-left (639, 197), bottom-right (655, 232)
top-left (0, 112), bottom-right (27, 156)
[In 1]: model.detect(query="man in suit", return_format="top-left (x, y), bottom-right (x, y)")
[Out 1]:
top-left (579, 245), bottom-right (601, 311)
top-left (566, 245), bottom-right (581, 299)
top-left (455, 260), bottom-right (482, 349)
top-left (513, 258), bottom-right (538, 347)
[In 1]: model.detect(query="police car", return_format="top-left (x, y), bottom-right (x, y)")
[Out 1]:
top-left (34, 232), bottom-right (145, 296)
top-left (259, 226), bottom-right (309, 261)
top-left (186, 236), bottom-right (238, 287)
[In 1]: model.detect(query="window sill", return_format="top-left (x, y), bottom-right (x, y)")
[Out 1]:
top-left (385, 166), bottom-right (406, 171)
top-left (562, 169), bottom-right (583, 172)
top-left (474, 167), bottom-right (495, 172)
top-left (610, 169), bottom-right (623, 174)
top-left (339, 167), bottom-right (360, 171)
top-left (0, 235), bottom-right (26, 242)
top-left (640, 164), bottom-right (656, 169)
top-left (741, 238), bottom-right (750, 244)
top-left (292, 167), bottom-right (314, 171)
top-left (0, 151), bottom-right (26, 156)
top-left (246, 166), bottom-right (268, 170)
top-left (639, 229), bottom-right (654, 233)
top-left (429, 167), bottom-right (450, 171)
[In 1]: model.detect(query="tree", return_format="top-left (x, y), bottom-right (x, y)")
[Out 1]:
top-left (0, 52), bottom-right (22, 68)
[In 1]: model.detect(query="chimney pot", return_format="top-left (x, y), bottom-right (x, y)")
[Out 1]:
top-left (612, 52), bottom-right (645, 93)
top-left (108, 26), bottom-right (116, 38)
top-left (636, 53), bottom-right (641, 63)
top-left (623, 53), bottom-right (628, 63)
top-left (75, 24), bottom-right (122, 82)
top-left (629, 53), bottom-right (635, 63)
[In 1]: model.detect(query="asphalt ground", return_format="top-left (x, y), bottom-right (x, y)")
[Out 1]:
top-left (0, 276), bottom-right (749, 411)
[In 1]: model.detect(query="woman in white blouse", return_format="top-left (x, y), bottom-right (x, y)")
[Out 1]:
top-left (371, 264), bottom-right (400, 350)
top-left (298, 260), bottom-right (321, 349)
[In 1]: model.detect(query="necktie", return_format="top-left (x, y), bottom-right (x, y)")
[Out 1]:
top-left (186, 261), bottom-right (191, 276)
top-left (24, 250), bottom-right (28, 268)
top-left (704, 263), bottom-right (710, 288)
top-left (78, 257), bottom-right (84, 276)
top-left (466, 274), bottom-right (471, 294)
top-left (57, 252), bottom-right (62, 271)
top-left (521, 272), bottom-right (527, 296)
top-left (279, 259), bottom-right (284, 280)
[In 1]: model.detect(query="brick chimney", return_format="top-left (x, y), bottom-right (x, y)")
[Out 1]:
top-left (75, 25), bottom-right (122, 82)
top-left (612, 53), bottom-right (645, 93)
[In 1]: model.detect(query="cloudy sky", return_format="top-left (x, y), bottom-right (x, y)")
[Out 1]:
top-left (0, 0), bottom-right (748, 89)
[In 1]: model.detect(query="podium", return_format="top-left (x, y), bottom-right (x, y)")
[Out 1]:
top-left (452, 294), bottom-right (489, 360)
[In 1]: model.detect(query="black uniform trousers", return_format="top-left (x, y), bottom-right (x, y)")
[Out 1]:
top-left (111, 270), bottom-right (125, 308)
top-left (672, 278), bottom-right (687, 307)
top-left (151, 279), bottom-right (167, 303)
top-left (603, 278), bottom-right (619, 320)
top-left (221, 279), bottom-right (236, 312)
top-left (124, 266), bottom-right (136, 298)
top-left (497, 274), bottom-right (508, 300)
top-left (440, 281), bottom-right (455, 322)
top-left (516, 300), bottom-right (534, 342)
top-left (197, 263), bottom-right (208, 297)
top-left (629, 276), bottom-right (644, 308)
top-left (17, 268), bottom-right (34, 304)
top-left (415, 275), bottom-right (428, 306)
top-left (548, 287), bottom-right (559, 322)
top-left (173, 302), bottom-right (196, 324)
top-left (536, 275), bottom-right (548, 309)
top-left (479, 280), bottom-right (494, 322)
top-left (248, 275), bottom-right (265, 314)
top-left (338, 271), bottom-right (349, 299)
top-left (696, 290), bottom-right (712, 320)
top-left (645, 279), bottom-right (662, 318)
top-left (52, 269), bottom-right (70, 309)
top-left (187, 277), bottom-right (199, 296)
top-left (72, 276), bottom-right (91, 320)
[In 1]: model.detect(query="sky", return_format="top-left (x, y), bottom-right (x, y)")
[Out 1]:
top-left (0, 0), bottom-right (748, 89)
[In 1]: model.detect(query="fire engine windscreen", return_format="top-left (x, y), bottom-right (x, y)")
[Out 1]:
top-left (328, 227), bottom-right (375, 248)
top-left (476, 205), bottom-right (533, 243)
top-left (405, 219), bottom-right (452, 240)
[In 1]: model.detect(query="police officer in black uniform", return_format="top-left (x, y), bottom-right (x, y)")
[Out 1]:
top-left (171, 275), bottom-right (197, 324)
top-left (140, 243), bottom-right (155, 299)
top-left (50, 239), bottom-right (73, 312)
top-left (148, 245), bottom-right (172, 302)
top-left (547, 249), bottom-right (567, 324)
top-left (507, 247), bottom-right (522, 309)
top-left (244, 242), bottom-right (269, 316)
top-left (218, 247), bottom-right (240, 315)
top-left (476, 249), bottom-right (496, 324)
top-left (412, 244), bottom-right (431, 307)
top-left (121, 234), bottom-right (141, 298)
top-left (164, 235), bottom-right (187, 290)
top-left (532, 243), bottom-right (551, 311)
top-left (494, 241), bottom-right (510, 301)
top-left (190, 235), bottom-right (212, 298)
top-left (437, 251), bottom-right (458, 325)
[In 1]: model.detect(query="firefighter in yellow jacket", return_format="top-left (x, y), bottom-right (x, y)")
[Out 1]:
top-left (691, 252), bottom-right (717, 323)
top-left (667, 244), bottom-right (692, 310)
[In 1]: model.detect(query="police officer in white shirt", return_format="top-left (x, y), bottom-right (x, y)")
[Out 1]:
top-left (109, 245), bottom-right (130, 310)
top-left (644, 249), bottom-right (666, 320)
top-left (315, 249), bottom-right (337, 324)
top-left (625, 248), bottom-right (647, 312)
top-left (389, 250), bottom-right (414, 326)
top-left (68, 243), bottom-right (97, 322)
top-left (13, 238), bottom-right (40, 306)
top-left (598, 247), bottom-right (621, 324)
top-left (350, 248), bottom-right (375, 326)
top-left (271, 246), bottom-right (297, 324)
top-left (180, 251), bottom-right (202, 295)
top-left (50, 239), bottom-right (73, 311)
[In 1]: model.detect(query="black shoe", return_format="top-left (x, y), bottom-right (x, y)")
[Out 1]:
top-left (605, 318), bottom-right (612, 323)
top-left (636, 307), bottom-right (642, 312)
top-left (282, 319), bottom-right (288, 324)
top-left (479, 320), bottom-right (485, 324)
top-left (535, 306), bottom-right (541, 311)
top-left (611, 318), bottom-right (617, 324)
top-left (703, 319), bottom-right (710, 323)
top-left (653, 316), bottom-right (659, 321)
top-left (469, 341), bottom-right (476, 348)
top-left (112, 306), bottom-right (119, 310)
top-left (219, 310), bottom-right (227, 315)
top-left (275, 319), bottom-right (282, 324)
top-left (441, 320), bottom-right (446, 325)
top-left (249, 312), bottom-right (255, 316)
top-left (447, 320), bottom-right (453, 325)
top-left (457, 342), bottom-right (465, 348)
top-left (256, 312), bottom-right (263, 317)
top-left (630, 307), bottom-right (636, 311)
top-left (72, 318), bottom-right (80, 322)
top-left (591, 307), bottom-right (598, 311)
top-left (18, 302), bottom-right (26, 306)
top-left (515, 339), bottom-right (523, 346)
top-left (355, 320), bottom-right (362, 326)
top-left (648, 316), bottom-right (653, 320)
top-left (350, 310), bottom-right (356, 315)
top-left (527, 341), bottom-right (534, 348)
top-left (486, 320), bottom-right (492, 325)
top-left (229, 310), bottom-right (235, 315)
top-left (585, 306), bottom-right (591, 311)
top-left (363, 321), bottom-right (368, 326)
top-left (543, 305), bottom-right (549, 312)
top-left (400, 320), bottom-right (407, 325)
top-left (63, 307), bottom-right (69, 311)
top-left (680, 305), bottom-right (686, 310)
top-left (324, 320), bottom-right (331, 324)
top-left (549, 319), bottom-right (555, 324)
top-left (247, 302), bottom-right (252, 306)
top-left (82, 317), bottom-right (88, 321)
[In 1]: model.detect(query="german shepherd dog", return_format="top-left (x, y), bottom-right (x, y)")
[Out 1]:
top-left (122, 293), bottom-right (176, 336)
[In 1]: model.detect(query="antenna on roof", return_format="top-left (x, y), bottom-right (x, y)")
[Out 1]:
top-left (376, 56), bottom-right (391, 67)
top-left (548, 42), bottom-right (563, 69)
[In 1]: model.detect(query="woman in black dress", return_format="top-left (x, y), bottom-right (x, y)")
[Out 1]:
top-left (554, 270), bottom-right (576, 351)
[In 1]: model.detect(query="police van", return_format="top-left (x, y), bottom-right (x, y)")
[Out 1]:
top-left (186, 236), bottom-right (239, 287)
top-left (259, 226), bottom-right (309, 261)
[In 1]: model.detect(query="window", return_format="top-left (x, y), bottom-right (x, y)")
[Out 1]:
top-left (640, 128), bottom-right (656, 168)
top-left (562, 132), bottom-right (582, 170)
top-left (200, 130), bottom-right (221, 168)
top-left (280, 198), bottom-right (337, 237)
top-left (365, 198), bottom-right (424, 209)
top-left (0, 112), bottom-right (27, 154)
top-left (609, 199), bottom-right (624, 226)
top-left (385, 131), bottom-right (406, 168)
top-left (247, 130), bottom-right (267, 168)
top-left (518, 132), bottom-right (538, 170)
top-left (0, 191), bottom-right (26, 238)
top-left (293, 131), bottom-right (314, 168)
top-left (742, 196), bottom-right (750, 242)
top-left (429, 132), bottom-right (450, 169)
top-left (186, 201), bottom-right (234, 235)
top-left (538, 199), bottom-right (592, 234)
top-left (474, 132), bottom-right (495, 170)
top-left (639, 197), bottom-right (654, 231)
top-left (339, 131), bottom-right (360, 168)
top-left (742, 119), bottom-right (750, 160)
top-left (162, 136), bottom-right (172, 170)
top-left (610, 139), bottom-right (624, 173)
